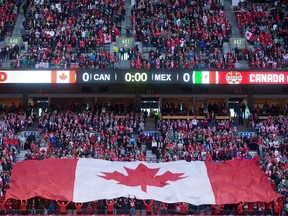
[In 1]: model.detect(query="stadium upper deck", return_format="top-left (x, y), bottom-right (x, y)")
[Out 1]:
top-left (0, 0), bottom-right (287, 70)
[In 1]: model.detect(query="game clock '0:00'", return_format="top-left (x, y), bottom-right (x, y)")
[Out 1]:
top-left (124, 72), bottom-right (148, 82)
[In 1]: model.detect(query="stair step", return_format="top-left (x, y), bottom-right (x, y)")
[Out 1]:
top-left (249, 151), bottom-right (258, 158)
top-left (145, 149), bottom-right (158, 163)
top-left (144, 118), bottom-right (156, 131)
top-left (16, 150), bottom-right (28, 162)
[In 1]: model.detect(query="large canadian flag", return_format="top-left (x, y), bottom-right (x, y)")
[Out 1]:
top-left (245, 30), bottom-right (254, 42)
top-left (6, 159), bottom-right (281, 205)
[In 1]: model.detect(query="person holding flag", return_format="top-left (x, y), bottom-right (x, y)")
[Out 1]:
top-left (106, 199), bottom-right (114, 214)
top-left (56, 200), bottom-right (70, 215)
top-left (179, 202), bottom-right (189, 215)
top-left (211, 204), bottom-right (224, 215)
top-left (74, 203), bottom-right (83, 214)
top-left (20, 200), bottom-right (28, 214)
top-left (143, 200), bottom-right (153, 215)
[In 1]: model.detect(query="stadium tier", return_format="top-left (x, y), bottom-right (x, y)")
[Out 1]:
top-left (0, 0), bottom-right (287, 215)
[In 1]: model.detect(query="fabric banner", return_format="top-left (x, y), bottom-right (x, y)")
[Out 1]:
top-left (104, 34), bottom-right (112, 43)
top-left (6, 159), bottom-right (281, 205)
top-left (245, 30), bottom-right (254, 42)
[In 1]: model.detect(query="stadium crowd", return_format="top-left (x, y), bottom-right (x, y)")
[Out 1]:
top-left (0, 0), bottom-right (287, 213)
top-left (3, 0), bottom-right (288, 70)
top-left (129, 0), bottom-right (237, 69)
top-left (234, 0), bottom-right (288, 69)
top-left (0, 0), bottom-right (19, 42)
top-left (0, 102), bottom-right (287, 214)
top-left (8, 0), bottom-right (124, 69)
top-left (4, 0), bottom-right (242, 70)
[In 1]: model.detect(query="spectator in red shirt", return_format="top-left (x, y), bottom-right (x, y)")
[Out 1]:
top-left (0, 197), bottom-right (6, 214)
top-left (20, 200), bottom-right (28, 214)
top-left (237, 201), bottom-right (245, 215)
top-left (247, 202), bottom-right (254, 213)
top-left (273, 199), bottom-right (282, 216)
top-left (106, 199), bottom-right (114, 214)
top-left (160, 202), bottom-right (168, 215)
top-left (179, 202), bottom-right (188, 215)
top-left (153, 203), bottom-right (159, 215)
top-left (143, 200), bottom-right (153, 215)
top-left (56, 200), bottom-right (70, 215)
top-left (211, 204), bottom-right (224, 214)
top-left (74, 203), bottom-right (83, 214)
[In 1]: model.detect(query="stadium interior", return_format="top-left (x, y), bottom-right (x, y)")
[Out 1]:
top-left (0, 0), bottom-right (287, 215)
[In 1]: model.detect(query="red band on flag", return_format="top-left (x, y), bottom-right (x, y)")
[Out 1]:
top-left (6, 159), bottom-right (77, 201)
top-left (205, 159), bottom-right (282, 204)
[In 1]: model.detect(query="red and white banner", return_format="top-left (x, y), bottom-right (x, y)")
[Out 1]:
top-left (245, 30), bottom-right (254, 42)
top-left (0, 70), bottom-right (76, 83)
top-left (6, 159), bottom-right (281, 205)
top-left (104, 34), bottom-right (112, 43)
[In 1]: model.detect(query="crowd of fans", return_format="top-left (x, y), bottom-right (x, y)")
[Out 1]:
top-left (8, 0), bottom-right (124, 69)
top-left (4, 0), bottom-right (240, 70)
top-left (0, 0), bottom-right (19, 41)
top-left (0, 101), bottom-right (287, 214)
top-left (2, 0), bottom-right (288, 70)
top-left (234, 0), bottom-right (288, 69)
top-left (129, 0), bottom-right (237, 69)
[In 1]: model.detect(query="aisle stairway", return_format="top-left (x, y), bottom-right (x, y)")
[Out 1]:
top-left (17, 150), bottom-right (27, 162)
top-left (1, 1), bottom-right (26, 68)
top-left (144, 117), bottom-right (156, 131)
top-left (223, 0), bottom-right (249, 69)
top-left (223, 0), bottom-right (241, 38)
top-left (144, 117), bottom-right (158, 163)
top-left (121, 0), bottom-right (132, 37)
top-left (15, 122), bottom-right (40, 162)
top-left (145, 150), bottom-right (157, 163)
top-left (118, 0), bottom-right (135, 69)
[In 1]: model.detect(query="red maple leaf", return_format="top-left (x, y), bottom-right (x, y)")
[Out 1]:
top-left (59, 72), bottom-right (67, 80)
top-left (98, 163), bottom-right (186, 192)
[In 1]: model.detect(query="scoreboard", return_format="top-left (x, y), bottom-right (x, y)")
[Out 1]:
top-left (1, 69), bottom-right (288, 85)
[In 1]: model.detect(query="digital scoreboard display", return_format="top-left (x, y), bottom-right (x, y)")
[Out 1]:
top-left (77, 70), bottom-right (288, 85)
top-left (79, 71), bottom-right (193, 83)
top-left (1, 69), bottom-right (288, 84)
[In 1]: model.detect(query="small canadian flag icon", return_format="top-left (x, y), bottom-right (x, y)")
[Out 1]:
top-left (245, 30), bottom-right (254, 42)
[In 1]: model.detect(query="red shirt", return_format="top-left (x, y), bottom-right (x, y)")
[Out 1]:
top-left (237, 203), bottom-right (245, 214)
top-left (274, 200), bottom-right (281, 214)
top-left (57, 202), bottom-right (69, 213)
top-left (0, 199), bottom-right (5, 211)
top-left (248, 203), bottom-right (254, 212)
top-left (20, 201), bottom-right (27, 212)
top-left (75, 203), bottom-right (82, 213)
top-left (106, 200), bottom-right (114, 212)
top-left (144, 200), bottom-right (153, 212)
top-left (179, 203), bottom-right (188, 213)
top-left (212, 205), bottom-right (223, 214)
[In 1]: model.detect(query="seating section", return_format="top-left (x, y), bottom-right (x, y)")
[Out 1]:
top-left (130, 0), bottom-right (233, 69)
top-left (4, 0), bottom-right (288, 70)
top-left (0, 0), bottom-right (19, 41)
top-left (0, 102), bottom-right (287, 213)
top-left (11, 0), bottom-right (125, 69)
top-left (234, 0), bottom-right (288, 69)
